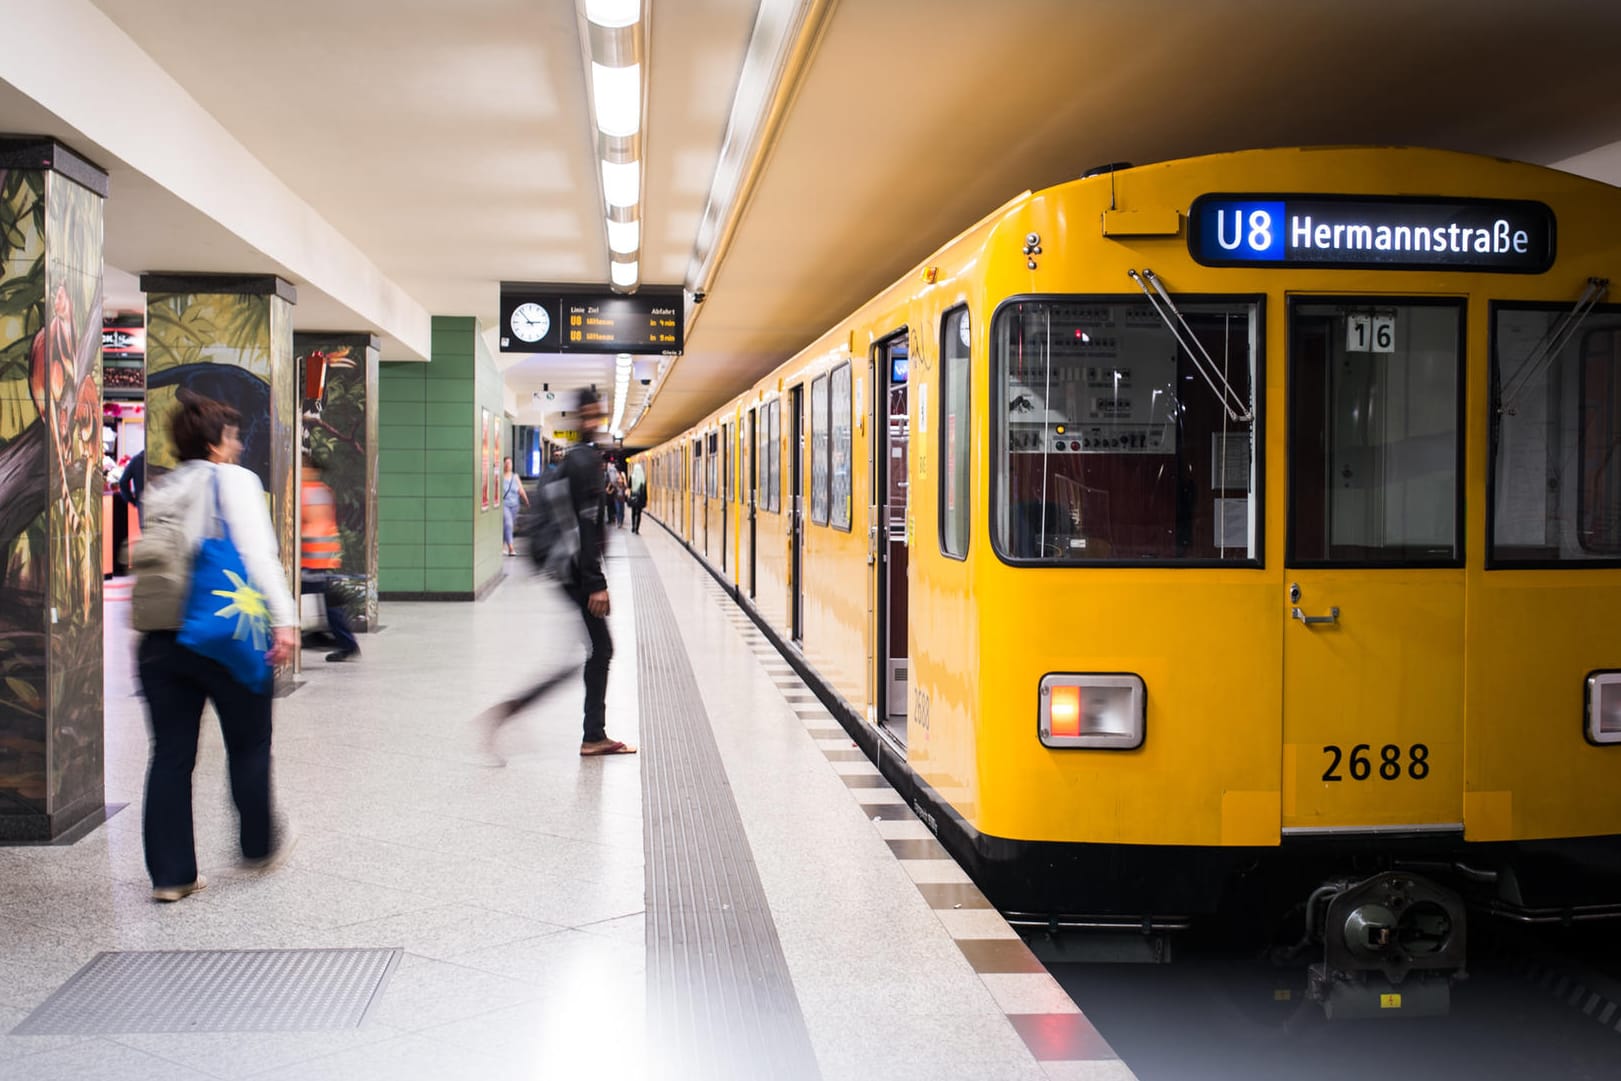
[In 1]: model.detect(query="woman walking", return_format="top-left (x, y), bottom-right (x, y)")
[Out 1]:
top-left (135, 394), bottom-right (298, 902)
top-left (501, 457), bottom-right (529, 555)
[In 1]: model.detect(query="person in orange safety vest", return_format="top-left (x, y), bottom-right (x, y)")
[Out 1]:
top-left (301, 457), bottom-right (359, 662)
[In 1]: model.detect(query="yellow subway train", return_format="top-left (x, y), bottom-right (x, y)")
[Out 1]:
top-left (633, 147), bottom-right (1621, 1012)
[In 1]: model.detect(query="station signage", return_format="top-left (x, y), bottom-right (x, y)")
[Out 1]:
top-left (1187, 195), bottom-right (1555, 273)
top-left (102, 323), bottom-right (145, 358)
top-left (499, 285), bottom-right (684, 355)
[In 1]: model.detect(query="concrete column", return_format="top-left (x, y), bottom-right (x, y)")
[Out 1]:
top-left (140, 273), bottom-right (298, 667)
top-left (0, 138), bottom-right (109, 842)
top-left (295, 332), bottom-right (380, 630)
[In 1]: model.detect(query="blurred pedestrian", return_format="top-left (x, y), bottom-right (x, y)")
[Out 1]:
top-left (301, 455), bottom-right (360, 662)
top-left (604, 458), bottom-right (625, 528)
top-left (481, 387), bottom-right (636, 760)
top-left (501, 456), bottom-right (529, 556)
top-left (628, 462), bottom-right (647, 534)
top-left (135, 394), bottom-right (298, 902)
top-left (118, 447), bottom-right (145, 526)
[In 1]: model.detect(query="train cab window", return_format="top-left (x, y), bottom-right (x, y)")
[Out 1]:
top-left (1491, 305), bottom-right (1621, 564)
top-left (941, 307), bottom-right (971, 558)
top-left (993, 298), bottom-right (1260, 564)
top-left (810, 375), bottom-right (830, 525)
top-left (1288, 301), bottom-right (1463, 566)
top-left (830, 364), bottom-right (852, 530)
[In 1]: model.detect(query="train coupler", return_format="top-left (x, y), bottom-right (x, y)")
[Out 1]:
top-left (1302, 870), bottom-right (1467, 1019)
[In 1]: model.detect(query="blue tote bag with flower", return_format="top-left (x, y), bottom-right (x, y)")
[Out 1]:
top-left (177, 471), bottom-right (273, 693)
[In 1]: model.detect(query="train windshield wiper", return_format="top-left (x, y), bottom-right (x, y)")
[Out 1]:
top-left (1497, 276), bottom-right (1610, 415)
top-left (1128, 268), bottom-right (1253, 424)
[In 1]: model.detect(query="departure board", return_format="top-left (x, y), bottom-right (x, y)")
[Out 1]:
top-left (499, 285), bottom-right (684, 355)
top-left (563, 297), bottom-right (681, 352)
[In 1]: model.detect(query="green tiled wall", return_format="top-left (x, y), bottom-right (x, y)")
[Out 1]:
top-left (472, 331), bottom-right (508, 594)
top-left (377, 315), bottom-right (504, 598)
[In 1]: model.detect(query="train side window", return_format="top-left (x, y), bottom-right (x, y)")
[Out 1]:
top-left (723, 422), bottom-right (733, 501)
top-left (1491, 306), bottom-right (1621, 564)
top-left (941, 306), bottom-right (971, 559)
top-left (706, 431), bottom-right (717, 497)
top-left (810, 375), bottom-right (830, 525)
top-left (830, 363), bottom-right (852, 530)
top-left (992, 297), bottom-right (1261, 565)
top-left (773, 400), bottom-right (783, 512)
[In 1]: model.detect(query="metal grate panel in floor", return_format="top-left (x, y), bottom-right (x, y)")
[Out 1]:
top-left (10, 947), bottom-right (401, 1035)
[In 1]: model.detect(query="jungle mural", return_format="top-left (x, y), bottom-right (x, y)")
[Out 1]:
top-left (0, 167), bottom-right (105, 834)
top-left (297, 333), bottom-right (378, 628)
top-left (145, 288), bottom-right (298, 629)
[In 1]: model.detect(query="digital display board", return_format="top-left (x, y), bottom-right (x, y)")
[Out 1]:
top-left (499, 285), bottom-right (684, 355)
top-left (1187, 195), bottom-right (1555, 273)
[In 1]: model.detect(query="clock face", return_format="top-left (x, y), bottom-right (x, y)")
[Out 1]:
top-left (510, 302), bottom-right (550, 343)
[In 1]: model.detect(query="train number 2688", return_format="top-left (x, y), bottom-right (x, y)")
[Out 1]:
top-left (1321, 743), bottom-right (1430, 782)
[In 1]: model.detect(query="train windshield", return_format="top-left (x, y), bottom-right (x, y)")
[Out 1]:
top-left (992, 298), bottom-right (1260, 564)
top-left (1492, 304), bottom-right (1621, 565)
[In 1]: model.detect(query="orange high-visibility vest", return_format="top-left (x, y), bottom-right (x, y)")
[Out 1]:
top-left (301, 479), bottom-right (342, 571)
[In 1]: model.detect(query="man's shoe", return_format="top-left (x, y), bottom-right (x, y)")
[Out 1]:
top-left (326, 649), bottom-right (358, 662)
top-left (152, 875), bottom-right (207, 903)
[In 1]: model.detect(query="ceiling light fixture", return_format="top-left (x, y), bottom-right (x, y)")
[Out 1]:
top-left (585, 0), bottom-right (639, 28)
top-left (606, 219), bottom-right (639, 254)
top-left (600, 160), bottom-right (640, 209)
top-left (580, 0), bottom-right (646, 294)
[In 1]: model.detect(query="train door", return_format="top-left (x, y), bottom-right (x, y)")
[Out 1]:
top-left (1283, 298), bottom-right (1466, 832)
top-left (872, 331), bottom-right (910, 744)
top-left (721, 421), bottom-right (731, 575)
top-left (789, 384), bottom-right (805, 641)
top-left (705, 431), bottom-right (715, 558)
top-left (689, 437), bottom-right (700, 545)
top-left (746, 407), bottom-right (758, 598)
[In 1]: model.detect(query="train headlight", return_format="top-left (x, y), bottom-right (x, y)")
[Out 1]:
top-left (1038, 674), bottom-right (1145, 750)
top-left (1586, 672), bottom-right (1621, 745)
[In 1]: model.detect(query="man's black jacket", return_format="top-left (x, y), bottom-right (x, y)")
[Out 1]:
top-left (561, 441), bottom-right (607, 594)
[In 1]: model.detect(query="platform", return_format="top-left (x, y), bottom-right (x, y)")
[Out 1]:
top-left (0, 527), bottom-right (1133, 1081)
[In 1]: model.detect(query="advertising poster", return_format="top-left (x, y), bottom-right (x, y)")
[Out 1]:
top-left (480, 408), bottom-right (491, 510)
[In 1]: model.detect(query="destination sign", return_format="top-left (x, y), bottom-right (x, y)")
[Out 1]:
top-left (499, 286), bottom-right (684, 355)
top-left (1187, 195), bottom-right (1555, 273)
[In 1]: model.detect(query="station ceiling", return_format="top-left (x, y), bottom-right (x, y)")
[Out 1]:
top-left (3, 0), bottom-right (1621, 446)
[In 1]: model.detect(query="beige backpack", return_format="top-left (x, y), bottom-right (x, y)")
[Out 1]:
top-left (130, 466), bottom-right (207, 632)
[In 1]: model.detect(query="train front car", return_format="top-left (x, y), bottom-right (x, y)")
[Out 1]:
top-left (936, 147), bottom-right (1621, 1017)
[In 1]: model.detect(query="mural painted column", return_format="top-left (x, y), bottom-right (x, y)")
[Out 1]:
top-left (0, 138), bottom-right (109, 842)
top-left (295, 332), bottom-right (379, 631)
top-left (139, 274), bottom-right (298, 671)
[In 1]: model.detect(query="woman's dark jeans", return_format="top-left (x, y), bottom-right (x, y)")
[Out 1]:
top-left (138, 631), bottom-right (274, 888)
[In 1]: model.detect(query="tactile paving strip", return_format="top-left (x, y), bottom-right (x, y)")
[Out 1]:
top-left (11, 947), bottom-right (401, 1035)
top-left (629, 538), bottom-right (822, 1081)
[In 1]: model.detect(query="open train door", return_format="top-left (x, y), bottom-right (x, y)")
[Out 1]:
top-left (790, 384), bottom-right (805, 641)
top-left (1282, 298), bottom-right (1466, 834)
top-left (746, 407), bottom-right (758, 598)
top-left (872, 330), bottom-right (910, 745)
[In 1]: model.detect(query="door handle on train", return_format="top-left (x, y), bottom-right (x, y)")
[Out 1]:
top-left (867, 524), bottom-right (879, 565)
top-left (1291, 606), bottom-right (1340, 626)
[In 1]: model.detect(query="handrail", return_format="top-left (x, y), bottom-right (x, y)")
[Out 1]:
top-left (1128, 268), bottom-right (1253, 424)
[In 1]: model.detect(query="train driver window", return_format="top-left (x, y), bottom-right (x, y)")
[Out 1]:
top-left (992, 298), bottom-right (1260, 564)
top-left (1492, 305), bottom-right (1621, 564)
